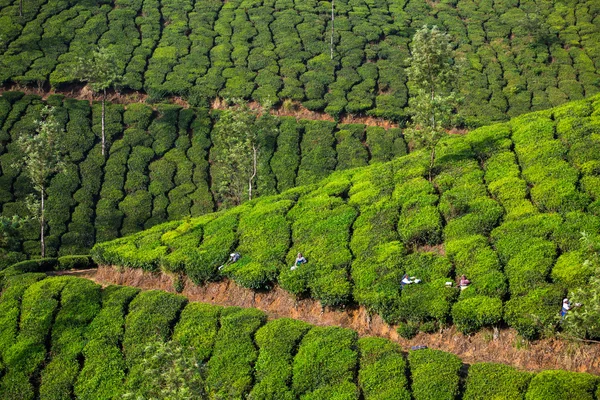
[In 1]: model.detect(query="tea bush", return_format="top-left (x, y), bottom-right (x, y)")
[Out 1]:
top-left (463, 363), bottom-right (532, 400)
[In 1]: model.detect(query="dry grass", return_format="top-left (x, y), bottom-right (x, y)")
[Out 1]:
top-left (57, 265), bottom-right (600, 375)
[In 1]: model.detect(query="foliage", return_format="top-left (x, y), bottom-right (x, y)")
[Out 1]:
top-left (358, 337), bottom-right (411, 400)
top-left (408, 349), bottom-right (462, 400)
top-left (249, 318), bottom-right (311, 400)
top-left (404, 25), bottom-right (460, 181)
top-left (210, 102), bottom-right (278, 206)
top-left (292, 326), bottom-right (358, 399)
top-left (70, 47), bottom-right (122, 94)
top-left (13, 106), bottom-right (67, 256)
top-left (204, 307), bottom-right (266, 399)
top-left (122, 340), bottom-right (204, 400)
top-left (463, 363), bottom-right (532, 400)
top-left (525, 370), bottom-right (598, 400)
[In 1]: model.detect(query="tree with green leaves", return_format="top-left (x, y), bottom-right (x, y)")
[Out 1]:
top-left (210, 101), bottom-right (278, 206)
top-left (14, 106), bottom-right (67, 257)
top-left (71, 47), bottom-right (122, 157)
top-left (404, 25), bottom-right (460, 182)
top-left (562, 232), bottom-right (600, 341)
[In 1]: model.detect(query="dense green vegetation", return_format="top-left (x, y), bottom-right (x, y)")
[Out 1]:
top-left (95, 94), bottom-right (600, 338)
top-left (0, 0), bottom-right (599, 124)
top-left (0, 92), bottom-right (405, 259)
top-left (0, 272), bottom-right (598, 399)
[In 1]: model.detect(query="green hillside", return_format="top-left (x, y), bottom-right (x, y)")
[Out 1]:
top-left (0, 0), bottom-right (599, 124)
top-left (94, 94), bottom-right (600, 339)
top-left (0, 91), bottom-right (405, 260)
top-left (0, 272), bottom-right (598, 399)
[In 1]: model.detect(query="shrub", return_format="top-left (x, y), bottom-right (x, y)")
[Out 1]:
top-left (551, 250), bottom-right (593, 289)
top-left (56, 255), bottom-right (95, 270)
top-left (504, 285), bottom-right (563, 340)
top-left (204, 308), bottom-right (266, 399)
top-left (39, 279), bottom-right (102, 400)
top-left (408, 349), bottom-right (462, 400)
top-left (463, 363), bottom-right (532, 400)
top-left (0, 273), bottom-right (46, 364)
top-left (335, 126), bottom-right (368, 170)
top-left (366, 126), bottom-right (407, 164)
top-left (222, 199), bottom-right (293, 290)
top-left (249, 318), bottom-right (311, 400)
top-left (357, 337), bottom-right (410, 400)
top-left (6, 258), bottom-right (58, 273)
top-left (172, 302), bottom-right (221, 362)
top-left (74, 285), bottom-right (140, 400)
top-left (296, 120), bottom-right (337, 186)
top-left (0, 277), bottom-right (69, 399)
top-left (282, 184), bottom-right (357, 306)
top-left (123, 290), bottom-right (187, 366)
top-left (451, 296), bottom-right (503, 334)
top-left (292, 326), bottom-right (358, 398)
top-left (270, 117), bottom-right (301, 192)
top-left (398, 205), bottom-right (442, 246)
top-left (184, 210), bottom-right (241, 284)
top-left (525, 370), bottom-right (598, 400)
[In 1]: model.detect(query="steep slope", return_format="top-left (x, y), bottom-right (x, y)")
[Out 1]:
top-left (0, 0), bottom-right (599, 124)
top-left (0, 91), bottom-right (405, 260)
top-left (0, 272), bottom-right (599, 399)
top-left (94, 94), bottom-right (600, 339)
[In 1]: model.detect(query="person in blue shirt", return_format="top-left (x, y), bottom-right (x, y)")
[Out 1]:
top-left (291, 253), bottom-right (307, 271)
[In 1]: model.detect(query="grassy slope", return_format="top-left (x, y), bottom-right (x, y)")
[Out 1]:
top-left (0, 273), bottom-right (598, 399)
top-left (0, 0), bottom-right (598, 123)
top-left (94, 94), bottom-right (600, 338)
top-left (0, 92), bottom-right (405, 259)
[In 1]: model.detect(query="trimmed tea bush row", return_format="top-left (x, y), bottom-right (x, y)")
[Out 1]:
top-left (1, 274), bottom-right (600, 398)
top-left (0, 277), bottom-right (69, 399)
top-left (0, 93), bottom-right (405, 258)
top-left (74, 285), bottom-right (140, 400)
top-left (2, 0), bottom-right (600, 122)
top-left (93, 95), bottom-right (600, 337)
top-left (39, 279), bottom-right (101, 400)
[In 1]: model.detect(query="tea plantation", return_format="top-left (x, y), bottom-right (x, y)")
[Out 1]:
top-left (93, 94), bottom-right (600, 339)
top-left (0, 271), bottom-right (598, 400)
top-left (0, 91), bottom-right (406, 260)
top-left (0, 0), bottom-right (599, 124)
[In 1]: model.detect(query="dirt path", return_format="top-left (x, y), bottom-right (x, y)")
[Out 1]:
top-left (54, 266), bottom-right (600, 375)
top-left (0, 85), bottom-right (399, 128)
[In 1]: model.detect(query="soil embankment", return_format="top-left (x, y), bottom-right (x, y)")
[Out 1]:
top-left (0, 85), bottom-right (400, 128)
top-left (55, 266), bottom-right (600, 375)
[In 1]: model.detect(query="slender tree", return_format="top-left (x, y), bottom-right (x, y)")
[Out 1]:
top-left (71, 47), bottom-right (122, 157)
top-left (14, 106), bottom-right (66, 257)
top-left (404, 25), bottom-right (460, 182)
top-left (330, 0), bottom-right (335, 60)
top-left (210, 101), bottom-right (278, 206)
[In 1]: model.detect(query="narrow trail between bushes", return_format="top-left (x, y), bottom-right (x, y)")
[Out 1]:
top-left (52, 266), bottom-right (600, 375)
top-left (0, 85), bottom-right (401, 128)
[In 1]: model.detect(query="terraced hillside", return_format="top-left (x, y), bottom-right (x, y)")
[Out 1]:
top-left (94, 94), bottom-right (600, 339)
top-left (0, 0), bottom-right (599, 124)
top-left (0, 272), bottom-right (598, 400)
top-left (0, 91), bottom-right (405, 260)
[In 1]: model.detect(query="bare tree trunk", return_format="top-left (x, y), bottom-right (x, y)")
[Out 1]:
top-left (330, 0), bottom-right (335, 60)
top-left (429, 146), bottom-right (435, 182)
top-left (19, 0), bottom-right (22, 17)
top-left (40, 187), bottom-right (45, 257)
top-left (101, 89), bottom-right (106, 157)
top-left (249, 145), bottom-right (257, 200)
